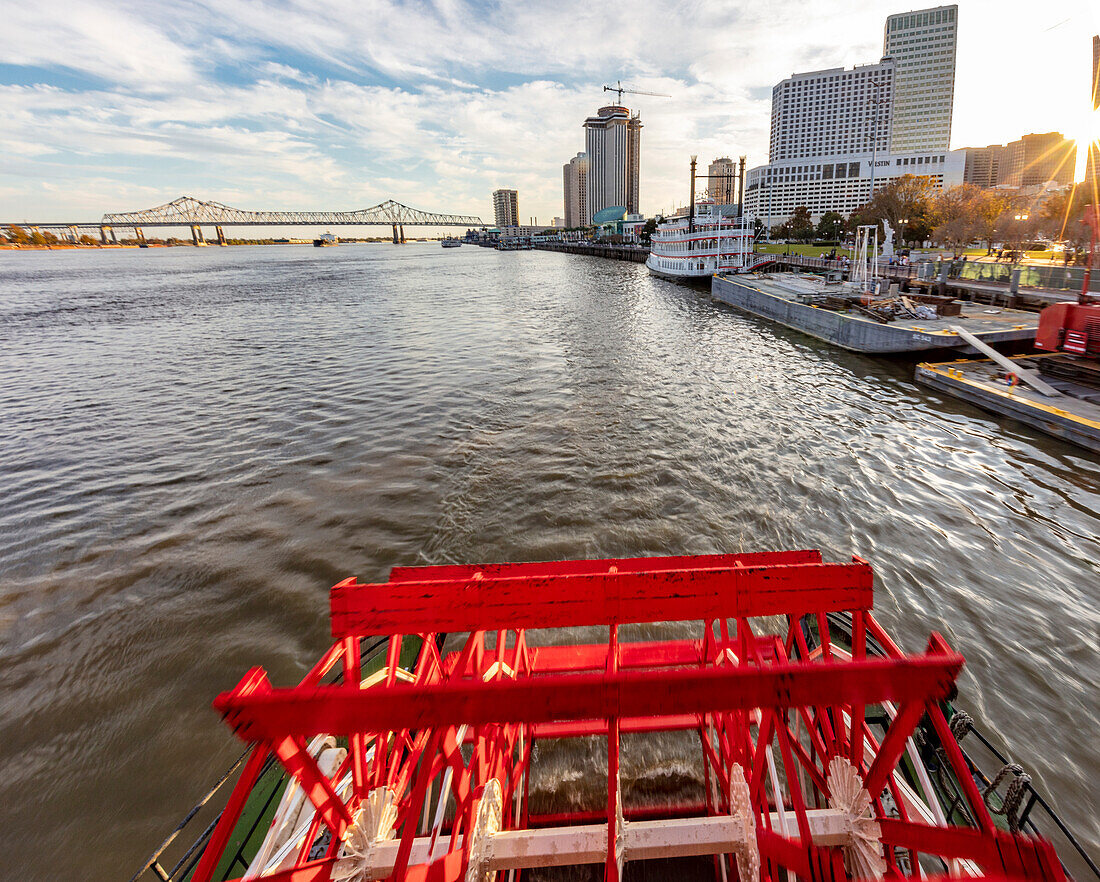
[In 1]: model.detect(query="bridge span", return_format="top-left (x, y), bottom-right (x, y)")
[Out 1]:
top-left (4, 196), bottom-right (484, 245)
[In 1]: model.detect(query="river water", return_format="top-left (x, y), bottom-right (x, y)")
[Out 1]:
top-left (0, 245), bottom-right (1097, 881)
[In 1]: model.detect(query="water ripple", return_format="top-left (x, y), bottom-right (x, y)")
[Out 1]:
top-left (0, 245), bottom-right (1097, 880)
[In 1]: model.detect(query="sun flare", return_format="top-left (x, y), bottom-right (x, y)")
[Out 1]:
top-left (1072, 107), bottom-right (1100, 180)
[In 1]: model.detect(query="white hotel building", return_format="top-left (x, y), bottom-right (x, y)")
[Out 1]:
top-left (743, 5), bottom-right (962, 226)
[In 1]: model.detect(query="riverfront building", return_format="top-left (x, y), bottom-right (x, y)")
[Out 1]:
top-left (961, 133), bottom-right (1077, 189)
top-left (493, 189), bottom-right (519, 228)
top-left (961, 144), bottom-right (1002, 189)
top-left (583, 105), bottom-right (642, 219)
top-left (743, 5), bottom-right (961, 226)
top-left (708, 158), bottom-right (738, 204)
top-left (768, 60), bottom-right (895, 163)
top-left (562, 152), bottom-right (589, 227)
top-left (1000, 133), bottom-right (1076, 188)
top-left (1086, 35), bottom-right (1100, 194)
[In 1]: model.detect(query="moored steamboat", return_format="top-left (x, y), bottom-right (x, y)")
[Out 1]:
top-left (646, 202), bottom-right (768, 281)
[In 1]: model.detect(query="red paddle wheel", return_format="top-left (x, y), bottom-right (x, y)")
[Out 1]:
top-left (194, 550), bottom-right (1065, 882)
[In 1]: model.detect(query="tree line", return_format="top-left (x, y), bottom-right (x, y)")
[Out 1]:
top-left (767, 175), bottom-right (1096, 261)
top-left (0, 225), bottom-right (102, 246)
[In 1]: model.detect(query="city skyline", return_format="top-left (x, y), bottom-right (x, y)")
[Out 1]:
top-left (1, 0), bottom-right (1098, 224)
top-left (745, 4), bottom-right (962, 225)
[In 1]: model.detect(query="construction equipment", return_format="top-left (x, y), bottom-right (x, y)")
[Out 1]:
top-left (603, 80), bottom-right (671, 103)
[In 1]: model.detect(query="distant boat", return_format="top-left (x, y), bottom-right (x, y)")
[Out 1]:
top-left (441, 237), bottom-right (462, 248)
top-left (313, 232), bottom-right (338, 247)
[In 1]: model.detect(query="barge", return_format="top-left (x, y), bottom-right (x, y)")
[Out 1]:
top-left (916, 208), bottom-right (1100, 452)
top-left (130, 551), bottom-right (1096, 882)
top-left (916, 354), bottom-right (1100, 452)
top-left (712, 272), bottom-right (1039, 354)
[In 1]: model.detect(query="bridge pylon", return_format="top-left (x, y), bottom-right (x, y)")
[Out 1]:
top-left (215, 225), bottom-right (227, 246)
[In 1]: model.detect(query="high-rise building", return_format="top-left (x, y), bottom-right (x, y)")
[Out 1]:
top-left (743, 5), bottom-right (962, 225)
top-left (999, 133), bottom-right (1076, 188)
top-left (961, 134), bottom-right (1076, 189)
top-left (583, 105), bottom-right (642, 219)
top-left (1086, 35), bottom-right (1100, 194)
top-left (769, 61), bottom-right (895, 163)
top-left (492, 189), bottom-right (518, 228)
top-left (563, 152), bottom-right (589, 227)
top-left (707, 158), bottom-right (738, 204)
top-left (961, 144), bottom-right (1003, 189)
top-left (883, 6), bottom-right (958, 153)
top-left (1092, 34), bottom-right (1100, 109)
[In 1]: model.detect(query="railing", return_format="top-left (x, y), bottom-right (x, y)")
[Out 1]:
top-left (943, 259), bottom-right (1098, 292)
top-left (770, 253), bottom-right (1098, 293)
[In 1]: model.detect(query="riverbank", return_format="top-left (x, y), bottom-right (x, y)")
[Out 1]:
top-left (1, 243), bottom-right (141, 250)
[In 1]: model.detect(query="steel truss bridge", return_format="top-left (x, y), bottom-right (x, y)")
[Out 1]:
top-left (4, 196), bottom-right (484, 245)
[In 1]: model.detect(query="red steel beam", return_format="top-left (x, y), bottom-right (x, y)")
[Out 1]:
top-left (879, 819), bottom-right (1065, 879)
top-left (387, 549), bottom-right (823, 582)
top-left (191, 746), bottom-right (268, 882)
top-left (214, 650), bottom-right (961, 742)
top-left (524, 636), bottom-right (781, 674)
top-left (330, 558), bottom-right (874, 637)
top-left (271, 735), bottom-right (355, 839)
top-left (532, 713), bottom-right (700, 738)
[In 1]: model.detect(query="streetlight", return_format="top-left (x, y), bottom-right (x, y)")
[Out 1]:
top-left (831, 219), bottom-right (843, 261)
top-left (1012, 214), bottom-right (1030, 262)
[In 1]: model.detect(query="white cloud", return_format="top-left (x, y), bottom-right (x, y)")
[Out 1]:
top-left (0, 1), bottom-right (198, 88)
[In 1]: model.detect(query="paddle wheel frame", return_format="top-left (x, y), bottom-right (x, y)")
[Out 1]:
top-left (196, 550), bottom-right (1066, 882)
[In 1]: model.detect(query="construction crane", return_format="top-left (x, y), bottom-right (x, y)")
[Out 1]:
top-left (602, 80), bottom-right (671, 103)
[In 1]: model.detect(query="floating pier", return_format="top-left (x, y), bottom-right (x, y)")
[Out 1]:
top-left (916, 353), bottom-right (1100, 452)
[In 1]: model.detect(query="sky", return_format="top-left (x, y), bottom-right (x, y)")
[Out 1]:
top-left (1, 0), bottom-right (1099, 226)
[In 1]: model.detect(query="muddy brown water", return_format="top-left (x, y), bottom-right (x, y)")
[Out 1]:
top-left (0, 245), bottom-right (1096, 880)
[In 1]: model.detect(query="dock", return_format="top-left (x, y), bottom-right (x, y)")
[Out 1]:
top-left (768, 254), bottom-right (1095, 311)
top-left (916, 354), bottom-right (1100, 452)
top-left (711, 273), bottom-right (1038, 354)
top-left (535, 241), bottom-right (649, 263)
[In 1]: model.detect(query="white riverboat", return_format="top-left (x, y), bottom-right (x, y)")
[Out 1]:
top-left (646, 203), bottom-right (766, 281)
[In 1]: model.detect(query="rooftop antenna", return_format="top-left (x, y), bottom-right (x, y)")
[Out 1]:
top-left (602, 80), bottom-right (671, 104)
